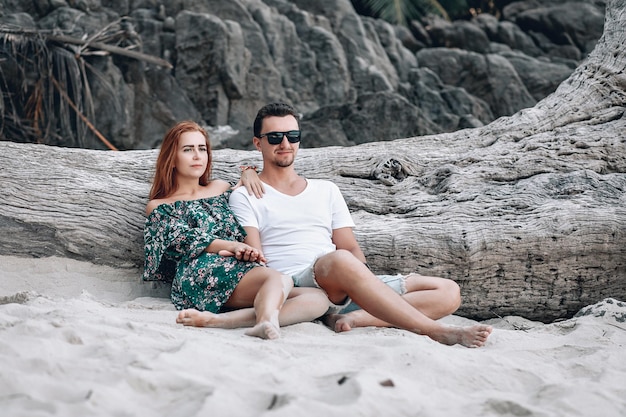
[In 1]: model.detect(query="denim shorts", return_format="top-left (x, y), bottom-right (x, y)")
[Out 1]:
top-left (291, 264), bottom-right (407, 314)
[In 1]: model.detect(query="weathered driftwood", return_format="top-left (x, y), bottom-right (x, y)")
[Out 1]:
top-left (1, 1), bottom-right (625, 322)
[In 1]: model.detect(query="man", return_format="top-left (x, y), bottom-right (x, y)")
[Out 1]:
top-left (229, 102), bottom-right (492, 347)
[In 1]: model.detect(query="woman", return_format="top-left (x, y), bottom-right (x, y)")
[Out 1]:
top-left (143, 121), bottom-right (329, 339)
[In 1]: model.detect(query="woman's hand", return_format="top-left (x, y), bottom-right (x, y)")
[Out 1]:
top-left (235, 167), bottom-right (265, 199)
top-left (218, 243), bottom-right (267, 264)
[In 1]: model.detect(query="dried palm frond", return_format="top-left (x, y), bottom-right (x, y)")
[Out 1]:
top-left (1, 25), bottom-right (96, 147)
top-left (0, 21), bottom-right (170, 149)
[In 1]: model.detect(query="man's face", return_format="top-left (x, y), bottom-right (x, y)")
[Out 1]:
top-left (254, 115), bottom-right (300, 168)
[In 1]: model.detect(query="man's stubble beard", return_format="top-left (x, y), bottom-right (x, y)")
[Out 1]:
top-left (275, 155), bottom-right (294, 168)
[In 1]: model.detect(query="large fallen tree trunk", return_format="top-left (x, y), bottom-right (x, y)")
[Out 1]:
top-left (1, 1), bottom-right (625, 322)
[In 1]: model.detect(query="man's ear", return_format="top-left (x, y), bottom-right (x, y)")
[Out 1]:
top-left (253, 136), bottom-right (262, 151)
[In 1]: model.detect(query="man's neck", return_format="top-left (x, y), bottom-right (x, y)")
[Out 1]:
top-left (259, 166), bottom-right (306, 196)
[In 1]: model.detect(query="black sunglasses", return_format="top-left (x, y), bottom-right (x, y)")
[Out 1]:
top-left (258, 130), bottom-right (301, 145)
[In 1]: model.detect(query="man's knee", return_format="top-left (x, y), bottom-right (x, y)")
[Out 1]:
top-left (434, 278), bottom-right (461, 313)
top-left (405, 273), bottom-right (461, 312)
top-left (319, 249), bottom-right (356, 266)
top-left (447, 279), bottom-right (462, 310)
top-left (315, 250), bottom-right (359, 278)
top-left (314, 250), bottom-right (361, 303)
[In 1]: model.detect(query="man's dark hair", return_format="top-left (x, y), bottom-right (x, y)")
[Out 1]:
top-left (253, 103), bottom-right (300, 137)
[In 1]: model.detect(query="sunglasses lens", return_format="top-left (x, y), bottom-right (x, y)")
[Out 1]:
top-left (263, 131), bottom-right (301, 144)
top-left (267, 132), bottom-right (284, 144)
top-left (285, 130), bottom-right (301, 143)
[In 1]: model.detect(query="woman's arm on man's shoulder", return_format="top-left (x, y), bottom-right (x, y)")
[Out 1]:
top-left (235, 166), bottom-right (265, 198)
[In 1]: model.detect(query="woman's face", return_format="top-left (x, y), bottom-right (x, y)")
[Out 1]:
top-left (174, 131), bottom-right (209, 179)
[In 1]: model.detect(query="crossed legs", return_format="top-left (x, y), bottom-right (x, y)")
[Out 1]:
top-left (315, 250), bottom-right (492, 348)
top-left (325, 273), bottom-right (461, 331)
top-left (177, 284), bottom-right (329, 337)
top-left (177, 267), bottom-right (297, 340)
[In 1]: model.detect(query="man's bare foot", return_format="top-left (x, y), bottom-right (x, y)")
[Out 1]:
top-left (245, 321), bottom-right (281, 340)
top-left (324, 309), bottom-right (391, 332)
top-left (323, 313), bottom-right (356, 332)
top-left (429, 324), bottom-right (493, 348)
top-left (176, 309), bottom-right (225, 328)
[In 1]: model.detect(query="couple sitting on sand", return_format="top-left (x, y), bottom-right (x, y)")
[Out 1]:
top-left (142, 102), bottom-right (492, 347)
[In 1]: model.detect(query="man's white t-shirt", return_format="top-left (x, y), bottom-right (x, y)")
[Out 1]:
top-left (229, 179), bottom-right (355, 276)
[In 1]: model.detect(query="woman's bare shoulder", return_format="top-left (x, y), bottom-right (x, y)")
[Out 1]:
top-left (145, 198), bottom-right (171, 216)
top-left (145, 181), bottom-right (230, 215)
top-left (211, 178), bottom-right (231, 191)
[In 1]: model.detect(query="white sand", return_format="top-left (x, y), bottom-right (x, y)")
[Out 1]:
top-left (1, 255), bottom-right (625, 417)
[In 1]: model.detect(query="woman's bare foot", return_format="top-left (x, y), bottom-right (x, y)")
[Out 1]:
top-left (428, 324), bottom-right (493, 348)
top-left (245, 321), bottom-right (281, 340)
top-left (176, 309), bottom-right (230, 328)
top-left (245, 310), bottom-right (281, 340)
top-left (176, 310), bottom-right (280, 338)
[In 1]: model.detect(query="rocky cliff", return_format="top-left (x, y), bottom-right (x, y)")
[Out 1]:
top-left (0, 0), bottom-right (606, 149)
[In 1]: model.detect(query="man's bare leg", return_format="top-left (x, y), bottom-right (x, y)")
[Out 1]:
top-left (314, 250), bottom-right (492, 348)
top-left (325, 273), bottom-right (462, 332)
top-left (429, 324), bottom-right (492, 348)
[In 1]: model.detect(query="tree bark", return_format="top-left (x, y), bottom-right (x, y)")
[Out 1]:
top-left (1, 0), bottom-right (624, 322)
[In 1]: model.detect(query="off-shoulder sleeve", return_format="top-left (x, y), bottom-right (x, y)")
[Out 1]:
top-left (142, 204), bottom-right (216, 282)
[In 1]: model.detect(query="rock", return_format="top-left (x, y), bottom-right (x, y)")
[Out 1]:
top-left (512, 2), bottom-right (606, 55)
top-left (425, 16), bottom-right (491, 53)
top-left (0, 0), bottom-right (607, 150)
top-left (416, 48), bottom-right (536, 118)
top-left (498, 50), bottom-right (574, 100)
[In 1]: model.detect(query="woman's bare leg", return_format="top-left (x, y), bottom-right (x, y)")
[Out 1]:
top-left (244, 273), bottom-right (291, 339)
top-left (177, 307), bottom-right (255, 328)
top-left (220, 267), bottom-right (291, 339)
top-left (177, 288), bottom-right (329, 328)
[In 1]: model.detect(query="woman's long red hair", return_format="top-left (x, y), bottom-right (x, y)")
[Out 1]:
top-left (149, 121), bottom-right (212, 200)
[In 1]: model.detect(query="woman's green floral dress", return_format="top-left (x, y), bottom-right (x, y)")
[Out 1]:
top-left (142, 191), bottom-right (259, 312)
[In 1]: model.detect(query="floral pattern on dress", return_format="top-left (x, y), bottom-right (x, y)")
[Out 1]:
top-left (143, 190), bottom-right (260, 312)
